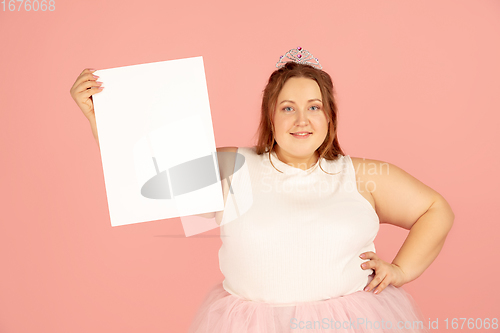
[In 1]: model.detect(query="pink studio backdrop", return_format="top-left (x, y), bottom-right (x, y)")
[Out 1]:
top-left (1, 0), bottom-right (499, 332)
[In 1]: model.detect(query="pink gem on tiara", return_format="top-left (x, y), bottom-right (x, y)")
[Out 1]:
top-left (276, 47), bottom-right (322, 70)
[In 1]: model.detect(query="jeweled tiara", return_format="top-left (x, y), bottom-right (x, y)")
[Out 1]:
top-left (276, 46), bottom-right (322, 70)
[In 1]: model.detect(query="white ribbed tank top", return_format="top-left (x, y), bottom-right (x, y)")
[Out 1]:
top-left (218, 146), bottom-right (380, 306)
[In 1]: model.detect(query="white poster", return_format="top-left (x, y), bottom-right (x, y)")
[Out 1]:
top-left (92, 56), bottom-right (224, 233)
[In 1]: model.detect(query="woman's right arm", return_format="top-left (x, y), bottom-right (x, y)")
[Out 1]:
top-left (192, 147), bottom-right (238, 224)
top-left (88, 115), bottom-right (99, 149)
top-left (69, 68), bottom-right (103, 149)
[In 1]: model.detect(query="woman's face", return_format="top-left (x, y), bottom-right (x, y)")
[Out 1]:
top-left (273, 77), bottom-right (329, 163)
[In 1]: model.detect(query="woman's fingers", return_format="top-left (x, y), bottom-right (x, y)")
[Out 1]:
top-left (73, 72), bottom-right (101, 94)
top-left (69, 68), bottom-right (104, 120)
top-left (76, 77), bottom-right (102, 94)
top-left (81, 68), bottom-right (96, 75)
top-left (360, 251), bottom-right (377, 260)
top-left (82, 84), bottom-right (104, 100)
top-left (372, 275), bottom-right (390, 294)
top-left (364, 272), bottom-right (383, 292)
top-left (364, 270), bottom-right (387, 293)
top-left (360, 257), bottom-right (408, 294)
top-left (360, 251), bottom-right (377, 272)
top-left (359, 251), bottom-right (391, 294)
top-left (70, 69), bottom-right (98, 94)
top-left (71, 69), bottom-right (93, 89)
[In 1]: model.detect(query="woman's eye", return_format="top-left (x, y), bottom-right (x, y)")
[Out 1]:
top-left (283, 107), bottom-right (293, 112)
top-left (310, 105), bottom-right (320, 111)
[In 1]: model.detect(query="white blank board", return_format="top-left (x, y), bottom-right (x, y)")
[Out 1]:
top-left (92, 56), bottom-right (224, 228)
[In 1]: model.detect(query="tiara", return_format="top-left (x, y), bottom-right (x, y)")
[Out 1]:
top-left (276, 47), bottom-right (322, 70)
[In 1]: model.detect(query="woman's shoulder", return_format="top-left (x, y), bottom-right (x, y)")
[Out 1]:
top-left (349, 156), bottom-right (394, 187)
top-left (350, 156), bottom-right (392, 174)
top-left (215, 147), bottom-right (261, 172)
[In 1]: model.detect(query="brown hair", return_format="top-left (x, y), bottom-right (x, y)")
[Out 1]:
top-left (253, 62), bottom-right (344, 174)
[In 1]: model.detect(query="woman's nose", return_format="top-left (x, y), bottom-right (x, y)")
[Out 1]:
top-left (295, 110), bottom-right (309, 124)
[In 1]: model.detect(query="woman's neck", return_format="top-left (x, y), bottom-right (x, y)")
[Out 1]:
top-left (274, 146), bottom-right (319, 170)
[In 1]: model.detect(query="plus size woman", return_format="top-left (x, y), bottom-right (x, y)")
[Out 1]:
top-left (70, 47), bottom-right (454, 332)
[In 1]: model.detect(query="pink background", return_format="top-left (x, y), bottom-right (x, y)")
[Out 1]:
top-left (1, 0), bottom-right (499, 332)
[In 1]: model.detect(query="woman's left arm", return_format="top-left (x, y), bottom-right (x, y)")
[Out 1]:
top-left (357, 158), bottom-right (455, 293)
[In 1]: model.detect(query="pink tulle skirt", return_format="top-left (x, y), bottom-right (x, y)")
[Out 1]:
top-left (188, 275), bottom-right (430, 333)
